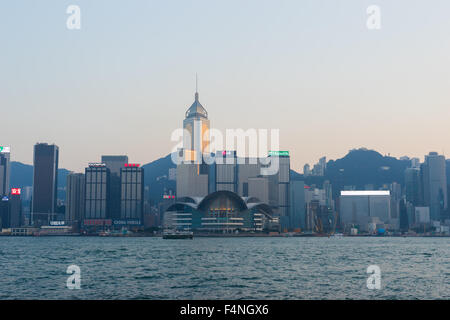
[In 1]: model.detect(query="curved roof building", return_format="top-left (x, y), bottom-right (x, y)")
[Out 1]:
top-left (164, 190), bottom-right (279, 233)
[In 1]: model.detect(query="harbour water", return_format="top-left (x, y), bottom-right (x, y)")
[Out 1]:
top-left (0, 237), bottom-right (448, 299)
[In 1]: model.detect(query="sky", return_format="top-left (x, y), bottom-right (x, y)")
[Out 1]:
top-left (1, 0), bottom-right (450, 173)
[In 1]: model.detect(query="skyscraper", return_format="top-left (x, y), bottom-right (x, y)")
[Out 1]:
top-left (290, 180), bottom-right (306, 230)
top-left (177, 90), bottom-right (210, 198)
top-left (0, 146), bottom-right (11, 197)
top-left (422, 152), bottom-right (447, 221)
top-left (9, 188), bottom-right (22, 228)
top-left (405, 167), bottom-right (423, 206)
top-left (31, 143), bottom-right (59, 226)
top-left (266, 151), bottom-right (290, 230)
top-left (66, 173), bottom-right (85, 225)
top-left (183, 91), bottom-right (210, 162)
top-left (84, 163), bottom-right (110, 220)
top-left (120, 164), bottom-right (144, 223)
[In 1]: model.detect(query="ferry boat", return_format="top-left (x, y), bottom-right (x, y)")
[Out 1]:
top-left (330, 233), bottom-right (344, 238)
top-left (162, 230), bottom-right (194, 239)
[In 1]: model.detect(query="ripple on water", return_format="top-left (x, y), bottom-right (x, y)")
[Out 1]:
top-left (0, 237), bottom-right (449, 299)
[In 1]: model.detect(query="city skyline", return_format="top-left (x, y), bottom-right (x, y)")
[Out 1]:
top-left (2, 0), bottom-right (450, 173)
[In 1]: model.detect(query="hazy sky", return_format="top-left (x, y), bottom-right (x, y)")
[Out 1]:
top-left (1, 0), bottom-right (450, 173)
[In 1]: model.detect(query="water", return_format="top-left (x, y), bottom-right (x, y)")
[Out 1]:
top-left (0, 236), bottom-right (448, 299)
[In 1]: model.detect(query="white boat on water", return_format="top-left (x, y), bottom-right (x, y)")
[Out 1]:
top-left (331, 233), bottom-right (344, 237)
top-left (162, 230), bottom-right (194, 239)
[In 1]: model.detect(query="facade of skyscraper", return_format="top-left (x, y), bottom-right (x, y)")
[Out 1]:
top-left (0, 197), bottom-right (10, 228)
top-left (0, 146), bottom-right (11, 197)
top-left (119, 164), bottom-right (144, 223)
top-left (84, 163), bottom-right (110, 220)
top-left (65, 173), bottom-right (85, 225)
top-left (31, 143), bottom-right (59, 226)
top-left (267, 152), bottom-right (290, 229)
top-left (422, 152), bottom-right (448, 220)
top-left (9, 189), bottom-right (22, 228)
top-left (405, 167), bottom-right (423, 207)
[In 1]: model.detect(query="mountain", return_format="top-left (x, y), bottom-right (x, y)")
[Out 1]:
top-left (142, 153), bottom-right (176, 205)
top-left (10, 161), bottom-right (71, 190)
top-left (325, 148), bottom-right (409, 189)
top-left (291, 148), bottom-right (411, 199)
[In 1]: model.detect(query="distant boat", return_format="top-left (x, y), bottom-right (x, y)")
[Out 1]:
top-left (162, 230), bottom-right (193, 239)
top-left (331, 233), bottom-right (344, 238)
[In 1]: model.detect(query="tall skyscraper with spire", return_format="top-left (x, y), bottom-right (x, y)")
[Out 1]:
top-left (182, 89), bottom-right (210, 162)
top-left (177, 86), bottom-right (210, 198)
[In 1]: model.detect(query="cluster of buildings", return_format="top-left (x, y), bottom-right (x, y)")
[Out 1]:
top-left (1, 90), bottom-right (450, 236)
top-left (165, 91), bottom-right (290, 233)
top-left (0, 144), bottom-right (145, 235)
top-left (304, 152), bottom-right (450, 235)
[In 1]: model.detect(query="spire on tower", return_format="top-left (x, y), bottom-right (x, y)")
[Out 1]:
top-left (195, 73), bottom-right (199, 101)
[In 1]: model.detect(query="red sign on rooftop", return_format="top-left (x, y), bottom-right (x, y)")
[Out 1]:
top-left (124, 163), bottom-right (140, 167)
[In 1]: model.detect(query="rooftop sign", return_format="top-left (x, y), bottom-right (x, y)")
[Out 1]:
top-left (0, 146), bottom-right (10, 153)
top-left (124, 163), bottom-right (140, 167)
top-left (88, 163), bottom-right (106, 167)
top-left (268, 151), bottom-right (289, 157)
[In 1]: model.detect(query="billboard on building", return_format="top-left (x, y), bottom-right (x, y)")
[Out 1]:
top-left (269, 151), bottom-right (289, 157)
top-left (0, 146), bottom-right (10, 153)
top-left (113, 219), bottom-right (141, 226)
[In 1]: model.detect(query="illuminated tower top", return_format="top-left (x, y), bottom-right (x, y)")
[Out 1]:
top-left (185, 91), bottom-right (208, 119)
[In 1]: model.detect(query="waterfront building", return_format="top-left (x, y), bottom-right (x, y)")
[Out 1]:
top-left (0, 196), bottom-right (10, 229)
top-left (339, 190), bottom-right (391, 231)
top-left (0, 146), bottom-right (11, 197)
top-left (422, 152), bottom-right (447, 221)
top-left (31, 143), bottom-right (59, 226)
top-left (119, 164), bottom-right (144, 225)
top-left (84, 163), bottom-right (110, 220)
top-left (164, 190), bottom-right (279, 233)
top-left (9, 188), bottom-right (22, 228)
top-left (65, 173), bottom-right (85, 226)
